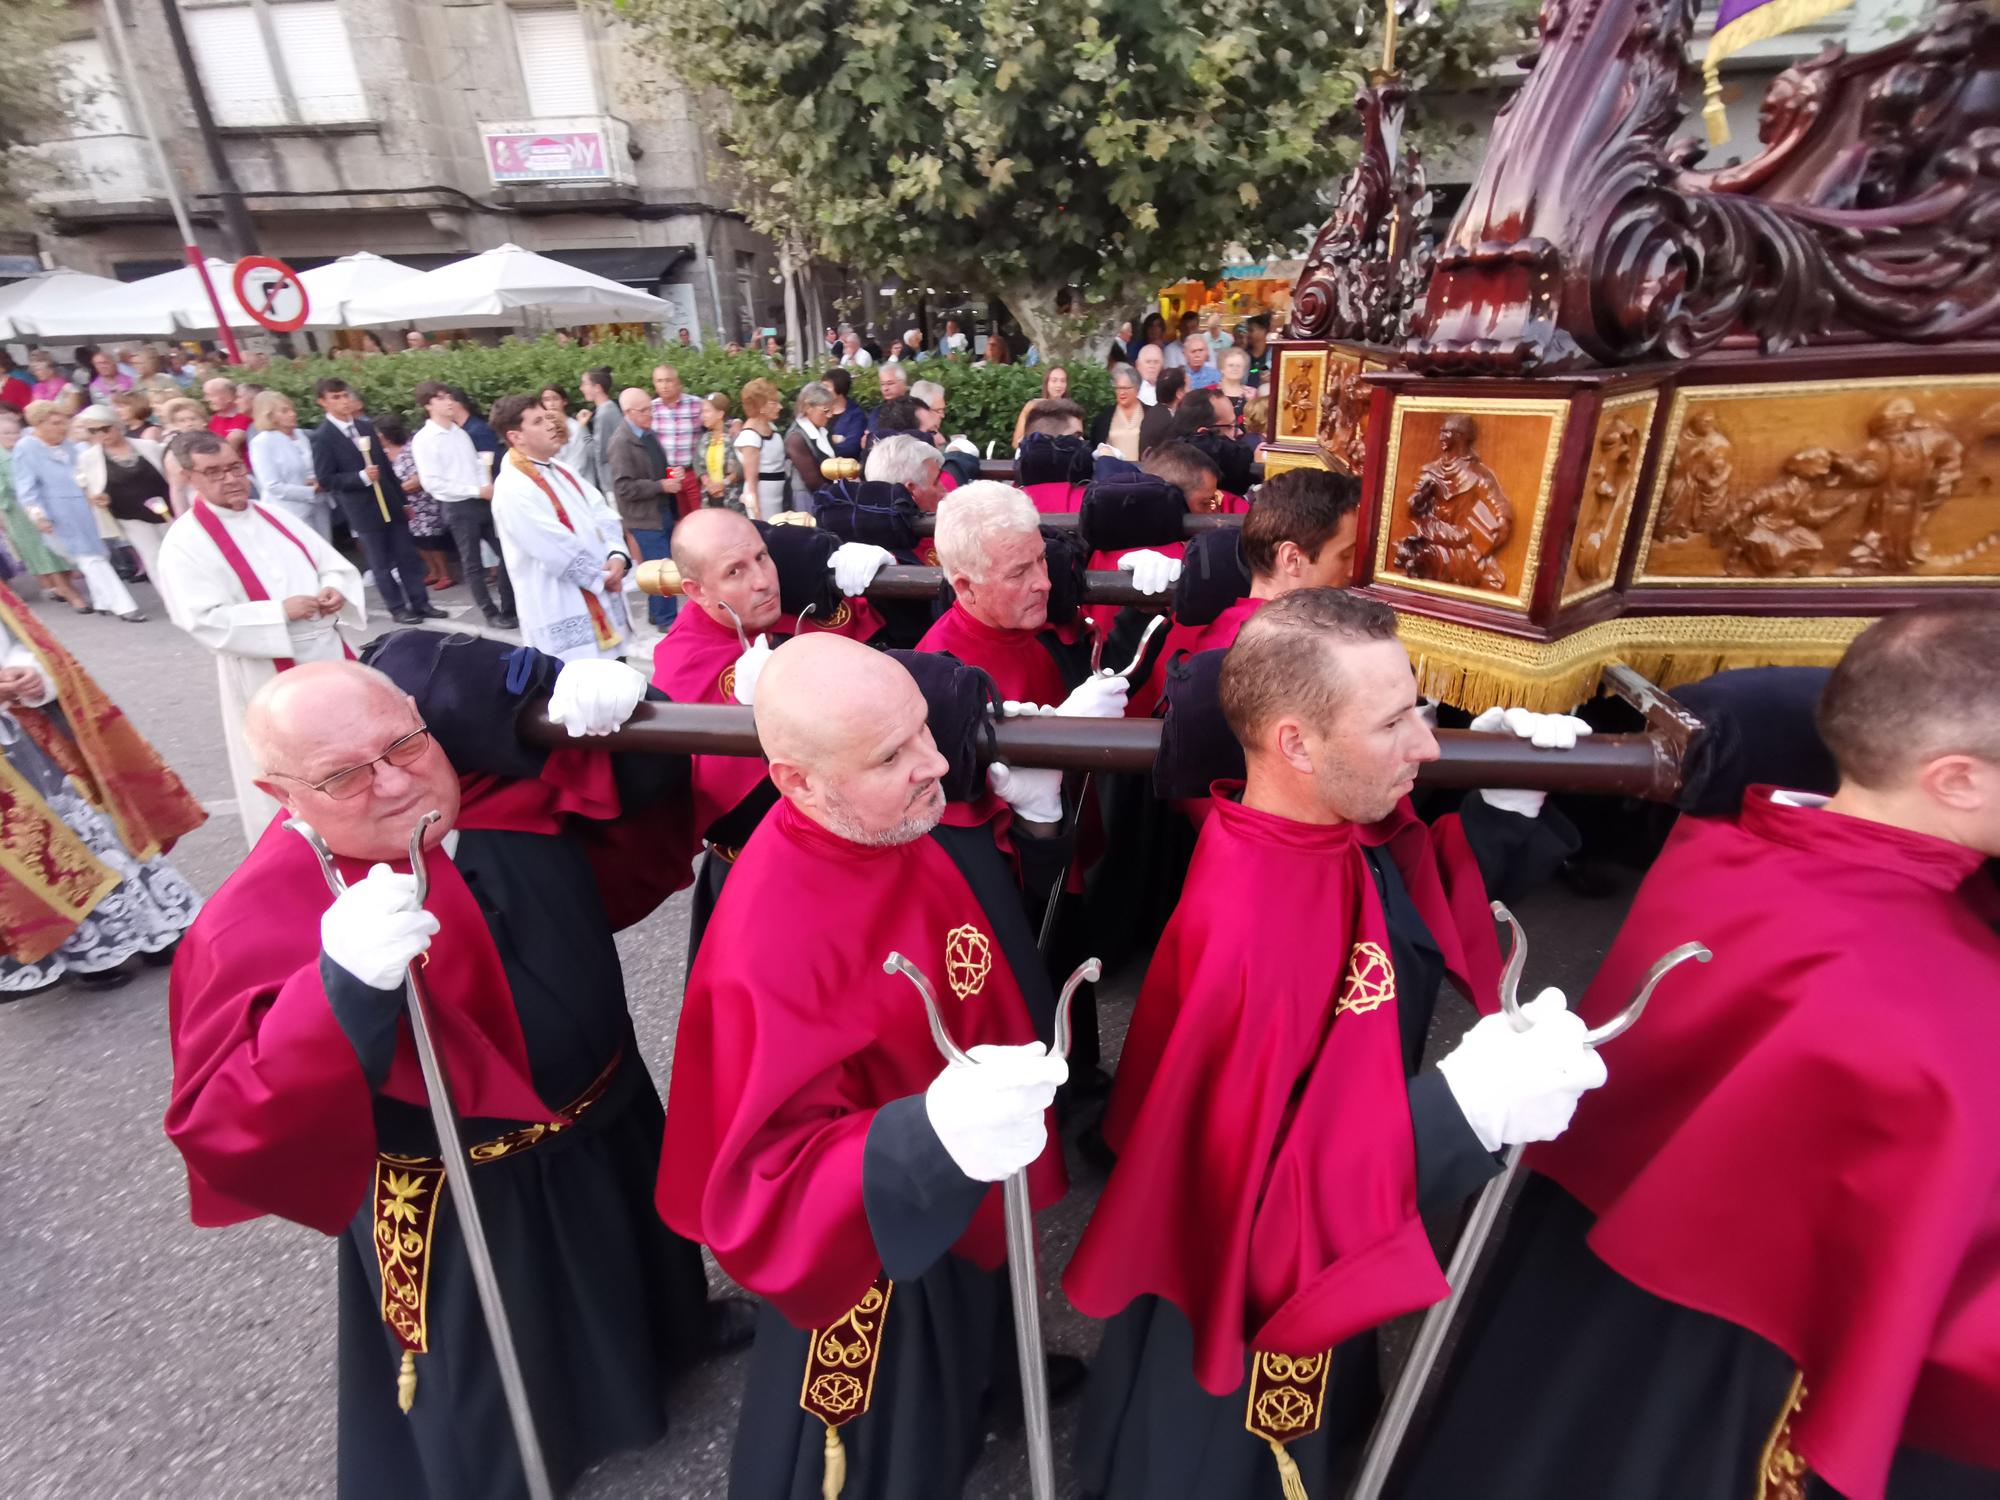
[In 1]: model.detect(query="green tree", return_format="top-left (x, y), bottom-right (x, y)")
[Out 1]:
top-left (610, 0), bottom-right (1516, 359)
top-left (1, 0), bottom-right (82, 231)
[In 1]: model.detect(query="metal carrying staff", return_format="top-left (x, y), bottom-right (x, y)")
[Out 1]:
top-left (284, 810), bottom-right (556, 1500)
top-left (883, 951), bottom-right (1101, 1500)
top-left (1346, 903), bottom-right (1711, 1500)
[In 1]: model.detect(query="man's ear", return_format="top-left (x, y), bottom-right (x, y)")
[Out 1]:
top-left (1272, 716), bottom-right (1316, 778)
top-left (1920, 752), bottom-right (1984, 813)
top-left (768, 760), bottom-right (811, 802)
top-left (251, 777), bottom-right (291, 808)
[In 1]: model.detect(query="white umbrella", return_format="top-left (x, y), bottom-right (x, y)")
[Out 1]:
top-left (23, 259), bottom-right (237, 340)
top-left (0, 269), bottom-right (136, 341)
top-left (342, 242), bottom-right (674, 329)
top-left (296, 252), bottom-right (421, 329)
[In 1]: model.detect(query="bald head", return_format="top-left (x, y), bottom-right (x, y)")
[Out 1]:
top-left (245, 660), bottom-right (407, 775)
top-left (618, 387), bottom-right (651, 421)
top-left (757, 636), bottom-right (949, 845)
top-left (757, 635), bottom-right (914, 767)
top-left (672, 507), bottom-right (781, 632)
top-left (244, 659), bottom-right (461, 861)
top-left (672, 506), bottom-right (758, 583)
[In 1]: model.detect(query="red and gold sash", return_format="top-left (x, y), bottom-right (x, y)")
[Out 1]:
top-left (0, 582), bottom-right (206, 959)
top-left (191, 499), bottom-right (355, 671)
top-left (504, 450), bottom-right (620, 651)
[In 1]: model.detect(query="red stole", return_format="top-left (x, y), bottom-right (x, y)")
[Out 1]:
top-left (1065, 790), bottom-right (1502, 1395)
top-left (916, 602), bottom-right (1072, 705)
top-left (1529, 793), bottom-right (2000, 1499)
top-left (505, 451), bottom-right (619, 651)
top-left (190, 499), bottom-right (354, 670)
top-left (659, 797), bottom-right (1066, 1327)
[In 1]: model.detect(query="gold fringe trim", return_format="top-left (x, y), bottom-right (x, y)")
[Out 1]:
top-left (1701, 0), bottom-right (1856, 143)
top-left (1269, 1437), bottom-right (1311, 1500)
top-left (1396, 612), bottom-right (1871, 714)
top-left (821, 1423), bottom-right (847, 1500)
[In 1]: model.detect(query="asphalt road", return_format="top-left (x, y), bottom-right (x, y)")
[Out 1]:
top-left (0, 568), bottom-right (1639, 1499)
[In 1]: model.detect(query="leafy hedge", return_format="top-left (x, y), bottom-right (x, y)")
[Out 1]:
top-left (231, 335), bottom-right (1112, 453)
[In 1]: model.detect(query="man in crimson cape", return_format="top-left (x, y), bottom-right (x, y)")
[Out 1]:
top-left (648, 506), bottom-right (893, 958)
top-left (659, 634), bottom-right (1074, 1500)
top-left (164, 635), bottom-right (747, 1500)
top-left (1064, 588), bottom-right (1607, 1500)
top-left (915, 479), bottom-right (1144, 1085)
top-left (1393, 604), bottom-right (2000, 1500)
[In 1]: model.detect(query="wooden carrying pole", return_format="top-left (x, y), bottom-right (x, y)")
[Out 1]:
top-left (524, 703), bottom-right (1689, 801)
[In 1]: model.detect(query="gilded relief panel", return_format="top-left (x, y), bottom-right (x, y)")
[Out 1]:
top-left (1274, 349), bottom-right (1328, 445)
top-left (1636, 376), bottom-right (2000, 584)
top-left (1561, 390), bottom-right (1660, 605)
top-left (1316, 348), bottom-right (1377, 476)
top-left (1374, 397), bottom-right (1570, 613)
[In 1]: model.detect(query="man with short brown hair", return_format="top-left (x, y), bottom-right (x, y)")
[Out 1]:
top-left (1071, 586), bottom-right (1603, 1500)
top-left (1397, 602), bottom-right (2000, 1500)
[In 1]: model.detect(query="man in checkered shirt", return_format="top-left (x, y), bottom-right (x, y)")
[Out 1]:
top-left (649, 364), bottom-right (704, 472)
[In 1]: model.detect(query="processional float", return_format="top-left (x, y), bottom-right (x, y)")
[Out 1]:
top-left (1263, 0), bottom-right (1999, 712)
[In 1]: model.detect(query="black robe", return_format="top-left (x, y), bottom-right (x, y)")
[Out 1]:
top-left (723, 819), bottom-right (1069, 1500)
top-left (1076, 799), bottom-right (1575, 1500)
top-left (1389, 1174), bottom-right (2000, 1500)
top-left (326, 826), bottom-right (709, 1500)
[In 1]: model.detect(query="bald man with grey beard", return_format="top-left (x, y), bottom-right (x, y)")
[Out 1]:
top-left (660, 634), bottom-right (1079, 1500)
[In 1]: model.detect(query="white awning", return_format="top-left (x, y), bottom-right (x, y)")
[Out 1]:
top-left (341, 242), bottom-right (675, 329)
top-left (21, 259), bottom-right (239, 340)
top-left (0, 270), bottom-right (134, 340)
top-left (294, 252), bottom-right (422, 330)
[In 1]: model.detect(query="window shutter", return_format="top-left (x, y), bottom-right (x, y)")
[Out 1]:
top-left (512, 7), bottom-right (600, 118)
top-left (56, 37), bottom-right (132, 137)
top-left (269, 2), bottom-right (369, 123)
top-left (184, 4), bottom-right (286, 128)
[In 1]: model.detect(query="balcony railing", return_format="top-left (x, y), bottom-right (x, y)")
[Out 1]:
top-left (477, 116), bottom-right (636, 190)
top-left (24, 134), bottom-right (163, 205)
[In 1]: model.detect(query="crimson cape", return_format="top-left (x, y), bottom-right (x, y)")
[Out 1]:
top-left (1126, 593), bottom-right (1265, 721)
top-left (1065, 789), bottom-right (1502, 1394)
top-left (658, 796), bottom-right (1066, 1328)
top-left (1529, 791), bottom-right (2000, 1500)
top-left (164, 752), bottom-right (658, 1237)
top-left (916, 602), bottom-right (1077, 705)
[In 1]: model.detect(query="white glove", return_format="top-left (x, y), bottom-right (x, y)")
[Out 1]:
top-left (1093, 443), bottom-right (1125, 459)
top-left (987, 761), bottom-right (1064, 824)
top-left (944, 435), bottom-right (981, 457)
top-left (321, 863), bottom-right (440, 992)
top-left (546, 658), bottom-right (647, 737)
top-left (1000, 700), bottom-right (1055, 718)
top-left (1056, 673), bottom-right (1130, 719)
top-left (1436, 988), bottom-right (1608, 1151)
top-left (924, 1042), bottom-right (1069, 1182)
top-left (1118, 549), bottom-right (1183, 596)
top-left (730, 634), bottom-right (773, 706)
top-left (1468, 705), bottom-right (1593, 818)
top-left (828, 542), bottom-right (894, 597)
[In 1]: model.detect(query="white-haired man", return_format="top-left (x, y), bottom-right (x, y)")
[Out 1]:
top-left (903, 326), bottom-right (928, 360)
top-left (865, 432), bottom-right (947, 514)
top-left (916, 481), bottom-right (1118, 713)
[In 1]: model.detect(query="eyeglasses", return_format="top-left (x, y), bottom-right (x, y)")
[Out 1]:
top-left (271, 727), bottom-right (432, 800)
top-left (191, 460), bottom-right (250, 481)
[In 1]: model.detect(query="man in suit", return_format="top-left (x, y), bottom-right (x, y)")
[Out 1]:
top-left (308, 377), bottom-right (441, 625)
top-left (606, 387), bottom-right (677, 630)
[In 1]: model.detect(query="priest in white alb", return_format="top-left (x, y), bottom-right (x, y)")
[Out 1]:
top-left (487, 393), bottom-right (633, 662)
top-left (157, 429), bottom-right (363, 845)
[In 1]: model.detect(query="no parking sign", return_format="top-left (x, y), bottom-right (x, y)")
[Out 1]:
top-left (231, 255), bottom-right (311, 333)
